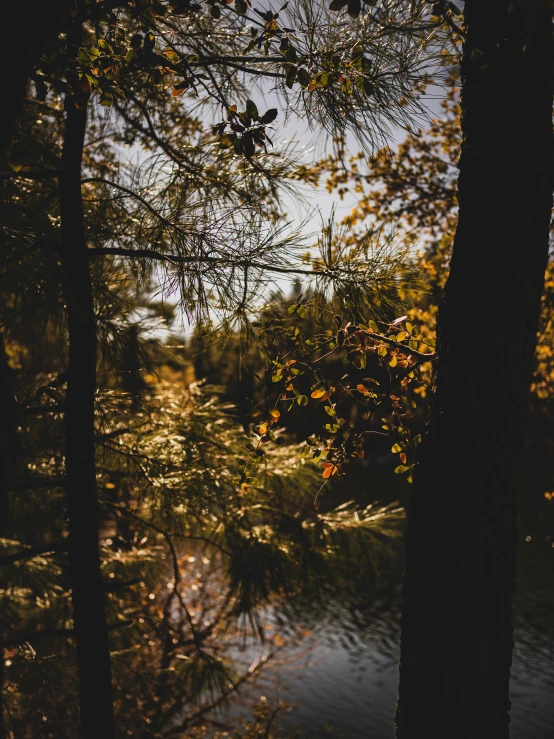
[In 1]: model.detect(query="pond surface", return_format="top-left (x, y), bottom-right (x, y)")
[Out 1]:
top-left (220, 468), bottom-right (554, 738)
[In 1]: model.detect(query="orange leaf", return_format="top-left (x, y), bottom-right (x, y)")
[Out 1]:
top-left (311, 388), bottom-right (327, 399)
top-left (357, 384), bottom-right (368, 394)
top-left (400, 452), bottom-right (407, 464)
top-left (269, 408), bottom-right (280, 419)
top-left (321, 463), bottom-right (337, 479)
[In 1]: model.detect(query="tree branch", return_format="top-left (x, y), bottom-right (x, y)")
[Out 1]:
top-left (89, 246), bottom-right (322, 277)
top-left (1, 620), bottom-right (132, 648)
top-left (0, 542), bottom-right (67, 566)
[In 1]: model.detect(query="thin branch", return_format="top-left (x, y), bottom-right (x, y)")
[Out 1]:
top-left (1, 620), bottom-right (132, 648)
top-left (8, 479), bottom-right (65, 492)
top-left (89, 246), bottom-right (321, 277)
top-left (0, 542), bottom-right (67, 566)
top-left (363, 330), bottom-right (434, 362)
top-left (18, 404), bottom-right (64, 417)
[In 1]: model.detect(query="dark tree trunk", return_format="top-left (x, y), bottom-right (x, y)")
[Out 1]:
top-left (1, 0), bottom-right (72, 159)
top-left (0, 334), bottom-right (18, 533)
top-left (395, 3), bottom-right (553, 738)
top-left (59, 99), bottom-right (114, 738)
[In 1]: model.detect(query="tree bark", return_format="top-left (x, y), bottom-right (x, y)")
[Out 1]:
top-left (1, 0), bottom-right (72, 159)
top-left (0, 334), bottom-right (18, 533)
top-left (395, 3), bottom-right (553, 738)
top-left (59, 98), bottom-right (114, 738)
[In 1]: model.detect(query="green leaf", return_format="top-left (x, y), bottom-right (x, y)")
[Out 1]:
top-left (368, 320), bottom-right (378, 333)
top-left (394, 465), bottom-right (409, 474)
top-left (297, 68), bottom-right (311, 88)
top-left (363, 79), bottom-right (375, 96)
top-left (246, 99), bottom-right (259, 120)
top-left (243, 38), bottom-right (259, 54)
top-left (297, 395), bottom-right (309, 406)
top-left (235, 0), bottom-right (248, 15)
top-left (78, 48), bottom-right (92, 65)
top-left (285, 65), bottom-right (297, 89)
top-left (347, 0), bottom-right (361, 17)
top-left (285, 48), bottom-right (298, 63)
top-left (324, 405), bottom-right (336, 417)
top-left (242, 131), bottom-right (255, 157)
top-left (391, 443), bottom-right (403, 453)
top-left (8, 141), bottom-right (24, 172)
top-left (261, 108), bottom-right (278, 124)
top-left (315, 71), bottom-right (329, 88)
top-left (144, 32), bottom-right (156, 53)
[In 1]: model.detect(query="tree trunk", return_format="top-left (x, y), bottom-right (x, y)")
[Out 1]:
top-left (395, 3), bottom-right (552, 738)
top-left (59, 98), bottom-right (114, 738)
top-left (1, 0), bottom-right (72, 159)
top-left (0, 334), bottom-right (18, 533)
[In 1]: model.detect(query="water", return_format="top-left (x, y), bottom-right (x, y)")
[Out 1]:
top-left (218, 469), bottom-right (554, 738)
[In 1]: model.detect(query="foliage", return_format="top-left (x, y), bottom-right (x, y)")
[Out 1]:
top-left (0, 2), bottom-right (471, 736)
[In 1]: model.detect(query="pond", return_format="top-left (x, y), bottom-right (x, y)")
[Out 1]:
top-left (218, 466), bottom-right (554, 738)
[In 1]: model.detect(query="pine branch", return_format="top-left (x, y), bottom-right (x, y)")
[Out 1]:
top-left (1, 620), bottom-right (132, 648)
top-left (0, 542), bottom-right (67, 566)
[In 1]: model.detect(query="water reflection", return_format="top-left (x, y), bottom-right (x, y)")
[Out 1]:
top-left (218, 484), bottom-right (554, 738)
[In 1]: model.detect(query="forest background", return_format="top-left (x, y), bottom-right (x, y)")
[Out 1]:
top-left (0, 1), bottom-right (552, 738)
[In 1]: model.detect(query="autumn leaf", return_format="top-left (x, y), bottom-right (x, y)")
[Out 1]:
top-left (321, 462), bottom-right (337, 479)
